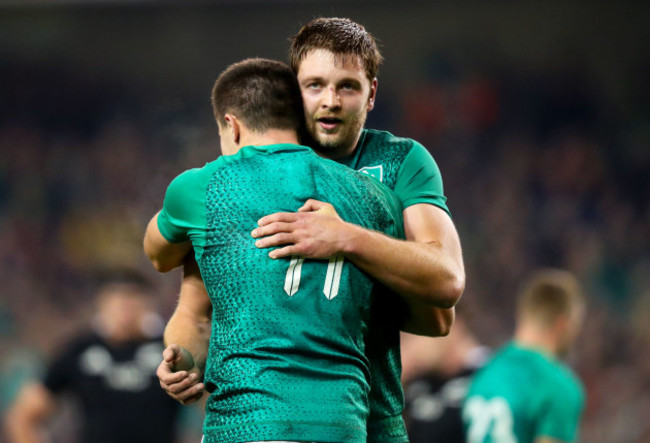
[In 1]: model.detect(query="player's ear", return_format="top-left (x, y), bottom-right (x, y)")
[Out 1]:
top-left (224, 114), bottom-right (240, 144)
top-left (367, 78), bottom-right (378, 111)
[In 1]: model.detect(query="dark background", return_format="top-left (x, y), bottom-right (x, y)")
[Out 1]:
top-left (1, 1), bottom-right (649, 441)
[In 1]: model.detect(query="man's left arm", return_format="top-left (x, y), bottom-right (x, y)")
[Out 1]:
top-left (252, 200), bottom-right (464, 334)
top-left (144, 211), bottom-right (192, 273)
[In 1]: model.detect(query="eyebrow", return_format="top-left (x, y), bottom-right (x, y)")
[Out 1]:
top-left (299, 76), bottom-right (363, 87)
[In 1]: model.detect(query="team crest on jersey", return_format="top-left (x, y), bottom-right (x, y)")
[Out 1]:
top-left (358, 165), bottom-right (384, 182)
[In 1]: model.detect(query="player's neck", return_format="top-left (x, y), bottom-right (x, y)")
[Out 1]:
top-left (239, 128), bottom-right (299, 149)
top-left (513, 325), bottom-right (560, 358)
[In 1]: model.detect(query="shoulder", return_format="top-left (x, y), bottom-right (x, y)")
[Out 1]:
top-left (360, 129), bottom-right (441, 177)
top-left (169, 160), bottom-right (221, 189)
top-left (164, 160), bottom-right (223, 207)
top-left (361, 128), bottom-right (423, 154)
top-left (547, 360), bottom-right (585, 401)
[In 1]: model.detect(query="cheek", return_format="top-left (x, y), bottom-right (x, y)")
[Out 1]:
top-left (345, 98), bottom-right (369, 116)
top-left (301, 95), bottom-right (318, 116)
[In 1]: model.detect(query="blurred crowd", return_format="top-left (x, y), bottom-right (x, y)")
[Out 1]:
top-left (1, 47), bottom-right (648, 442)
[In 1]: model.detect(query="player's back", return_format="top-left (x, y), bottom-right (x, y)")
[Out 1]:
top-left (463, 342), bottom-right (584, 443)
top-left (195, 143), bottom-right (403, 443)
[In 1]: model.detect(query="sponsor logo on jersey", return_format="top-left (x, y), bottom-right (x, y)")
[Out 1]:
top-left (358, 165), bottom-right (384, 182)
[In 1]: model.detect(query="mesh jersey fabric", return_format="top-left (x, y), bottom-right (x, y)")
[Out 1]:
top-left (341, 128), bottom-right (450, 442)
top-left (158, 143), bottom-right (404, 443)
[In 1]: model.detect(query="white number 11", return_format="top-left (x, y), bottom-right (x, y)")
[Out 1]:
top-left (284, 255), bottom-right (344, 300)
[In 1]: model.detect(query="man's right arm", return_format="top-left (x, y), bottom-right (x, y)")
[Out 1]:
top-left (5, 382), bottom-right (56, 443)
top-left (144, 212), bottom-right (192, 273)
top-left (157, 255), bottom-right (211, 405)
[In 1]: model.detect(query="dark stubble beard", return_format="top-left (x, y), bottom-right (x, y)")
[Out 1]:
top-left (306, 114), bottom-right (366, 160)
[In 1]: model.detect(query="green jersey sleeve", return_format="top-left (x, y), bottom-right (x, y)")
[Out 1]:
top-left (394, 141), bottom-right (450, 216)
top-left (157, 167), bottom-right (208, 244)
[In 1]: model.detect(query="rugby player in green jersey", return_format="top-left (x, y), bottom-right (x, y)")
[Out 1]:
top-left (463, 270), bottom-right (586, 443)
top-left (251, 18), bottom-right (465, 442)
top-left (157, 17), bottom-right (465, 443)
top-left (145, 58), bottom-right (406, 443)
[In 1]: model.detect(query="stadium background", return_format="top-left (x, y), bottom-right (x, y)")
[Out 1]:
top-left (0, 1), bottom-right (648, 441)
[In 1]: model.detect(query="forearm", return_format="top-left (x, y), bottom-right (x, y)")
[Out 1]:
top-left (402, 304), bottom-right (454, 336)
top-left (164, 308), bottom-right (210, 375)
top-left (342, 223), bottom-right (463, 308)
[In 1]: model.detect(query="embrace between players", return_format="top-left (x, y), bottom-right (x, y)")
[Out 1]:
top-left (144, 17), bottom-right (465, 443)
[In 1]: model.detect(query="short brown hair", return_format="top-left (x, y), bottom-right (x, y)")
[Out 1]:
top-left (211, 58), bottom-right (304, 133)
top-left (289, 17), bottom-right (383, 81)
top-left (516, 269), bottom-right (584, 327)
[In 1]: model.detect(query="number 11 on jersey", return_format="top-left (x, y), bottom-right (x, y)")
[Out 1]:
top-left (284, 255), bottom-right (344, 300)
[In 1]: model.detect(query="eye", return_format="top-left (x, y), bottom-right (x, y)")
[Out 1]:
top-left (305, 82), bottom-right (322, 90)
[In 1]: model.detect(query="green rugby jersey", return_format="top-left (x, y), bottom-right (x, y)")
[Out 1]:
top-left (339, 128), bottom-right (450, 442)
top-left (157, 143), bottom-right (404, 443)
top-left (463, 342), bottom-right (585, 443)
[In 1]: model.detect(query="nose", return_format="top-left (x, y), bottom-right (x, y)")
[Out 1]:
top-left (322, 87), bottom-right (341, 110)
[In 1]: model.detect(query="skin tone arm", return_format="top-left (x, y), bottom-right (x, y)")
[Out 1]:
top-left (143, 212), bottom-right (192, 273)
top-left (5, 383), bottom-right (57, 443)
top-left (156, 256), bottom-right (211, 405)
top-left (251, 200), bottom-right (464, 335)
top-left (143, 212), bottom-right (209, 404)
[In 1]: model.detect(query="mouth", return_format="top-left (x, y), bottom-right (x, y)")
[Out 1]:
top-left (317, 117), bottom-right (343, 131)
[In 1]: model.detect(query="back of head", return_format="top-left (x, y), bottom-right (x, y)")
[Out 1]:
top-left (516, 269), bottom-right (585, 356)
top-left (289, 17), bottom-right (383, 81)
top-left (211, 58), bottom-right (304, 134)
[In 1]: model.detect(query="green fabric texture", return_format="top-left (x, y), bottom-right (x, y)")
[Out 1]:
top-left (344, 128), bottom-right (450, 442)
top-left (159, 143), bottom-right (404, 443)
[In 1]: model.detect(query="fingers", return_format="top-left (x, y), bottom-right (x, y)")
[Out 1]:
top-left (253, 233), bottom-right (296, 250)
top-left (158, 367), bottom-right (192, 386)
top-left (162, 344), bottom-right (181, 362)
top-left (252, 222), bottom-right (296, 240)
top-left (180, 388), bottom-right (205, 405)
top-left (267, 245), bottom-right (299, 259)
top-left (160, 371), bottom-right (200, 394)
top-left (298, 199), bottom-right (328, 212)
top-left (157, 365), bottom-right (206, 404)
top-left (257, 212), bottom-right (299, 227)
top-left (163, 379), bottom-right (206, 404)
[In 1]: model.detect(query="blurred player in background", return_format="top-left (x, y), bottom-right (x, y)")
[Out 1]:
top-left (4, 270), bottom-right (184, 443)
top-left (145, 58), bottom-right (404, 443)
top-left (401, 302), bottom-right (490, 442)
top-left (463, 269), bottom-right (586, 443)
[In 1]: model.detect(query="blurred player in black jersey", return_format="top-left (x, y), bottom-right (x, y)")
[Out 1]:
top-left (401, 302), bottom-right (489, 443)
top-left (5, 270), bottom-right (186, 443)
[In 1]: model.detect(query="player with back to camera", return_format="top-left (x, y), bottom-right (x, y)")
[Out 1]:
top-left (158, 17), bottom-right (466, 443)
top-left (144, 57), bottom-right (407, 443)
top-left (463, 269), bottom-right (586, 443)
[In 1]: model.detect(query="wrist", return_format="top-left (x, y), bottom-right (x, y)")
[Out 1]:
top-left (340, 222), bottom-right (369, 256)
